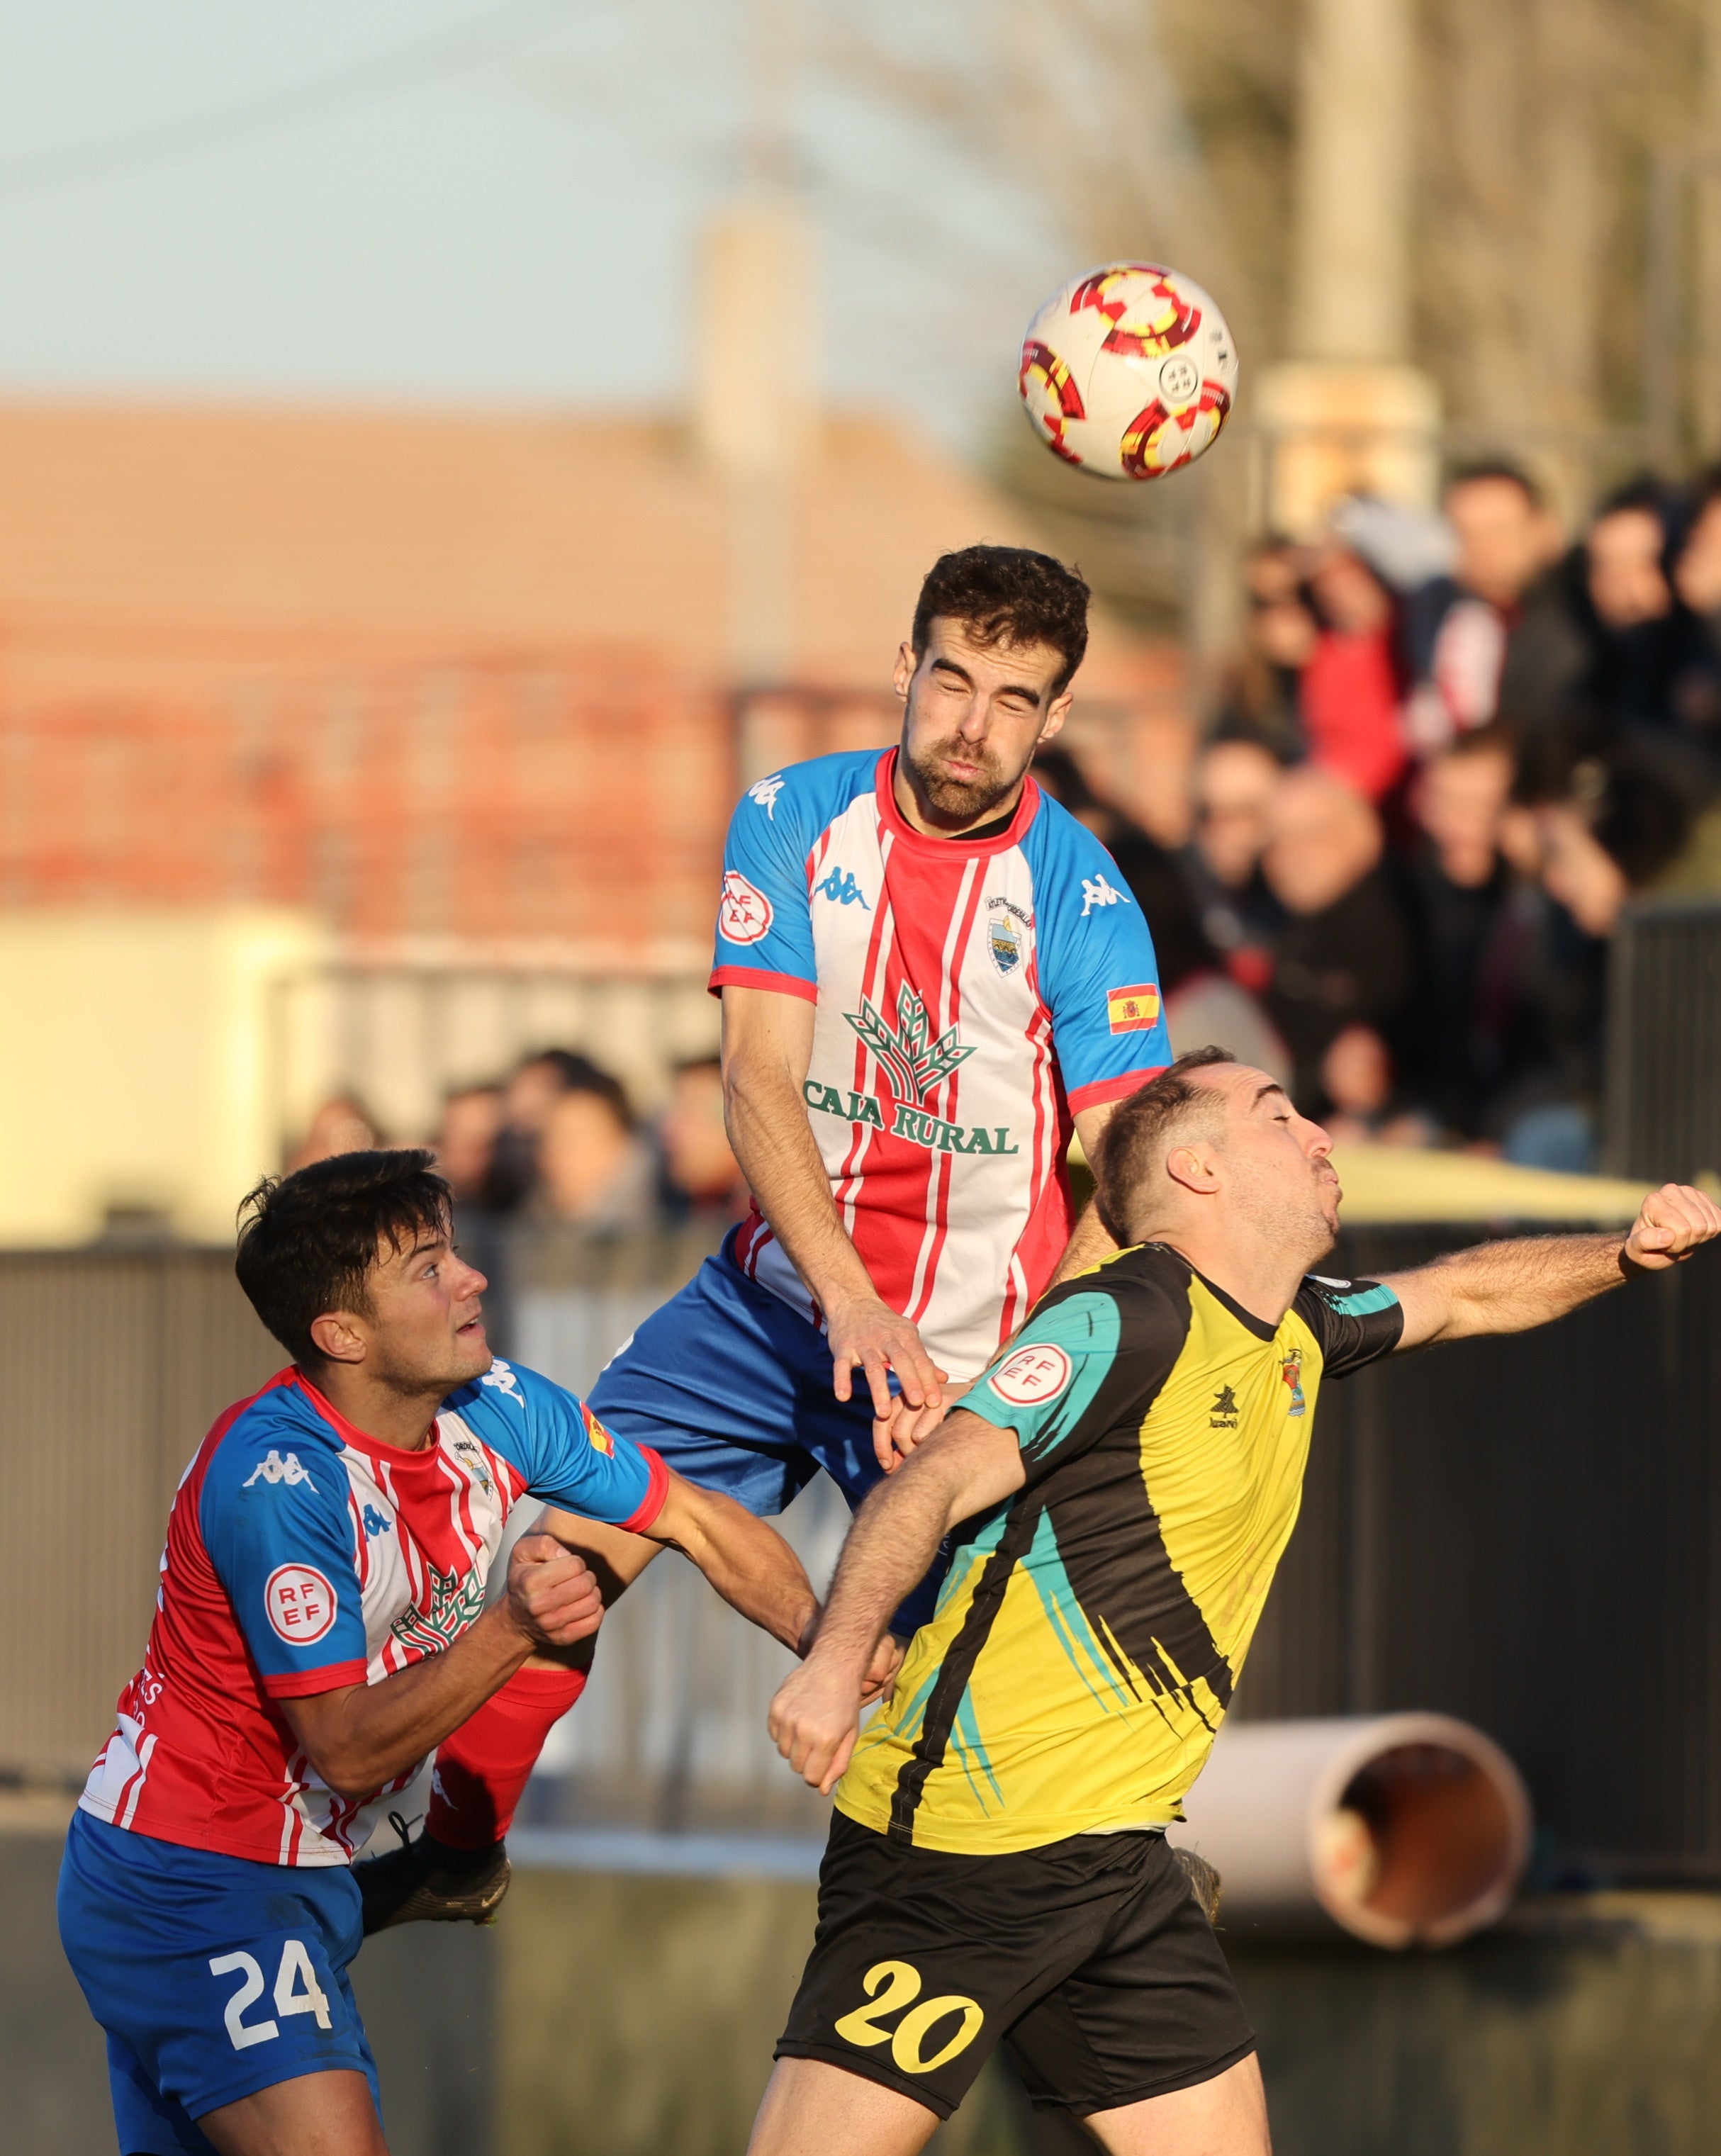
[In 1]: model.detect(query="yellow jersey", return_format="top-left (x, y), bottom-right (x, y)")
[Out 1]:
top-left (836, 1243), bottom-right (1403, 1854)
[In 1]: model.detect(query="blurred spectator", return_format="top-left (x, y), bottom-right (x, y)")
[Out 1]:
top-left (535, 1064), bottom-right (655, 1230)
top-left (1177, 738), bottom-right (1286, 996)
top-left (658, 1057), bottom-right (749, 1220)
top-left (1403, 463), bottom-right (1564, 755)
top-left (1399, 729), bottom-right (1517, 1137)
top-left (431, 1084), bottom-right (504, 1206)
top-left (287, 1094), bottom-right (381, 1172)
top-left (1032, 746), bottom-right (1214, 991)
top-left (1574, 480), bottom-right (1708, 734)
top-left (485, 1048), bottom-right (617, 1213)
top-left (1260, 769), bottom-right (1416, 1118)
top-left (1300, 543), bottom-right (1408, 802)
top-left (1211, 540), bottom-right (1318, 759)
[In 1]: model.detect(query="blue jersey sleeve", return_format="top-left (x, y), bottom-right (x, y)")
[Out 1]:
top-left (1026, 800), bottom-right (1173, 1114)
top-left (707, 752), bottom-right (880, 1001)
top-left (448, 1360), bottom-right (669, 1528)
top-left (201, 1428), bottom-right (369, 1700)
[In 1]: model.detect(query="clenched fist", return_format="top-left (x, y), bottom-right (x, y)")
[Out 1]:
top-left (503, 1533), bottom-right (604, 1651)
top-left (1624, 1182), bottom-right (1721, 1273)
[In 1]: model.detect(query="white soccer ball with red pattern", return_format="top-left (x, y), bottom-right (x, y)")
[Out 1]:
top-left (1018, 262), bottom-right (1238, 482)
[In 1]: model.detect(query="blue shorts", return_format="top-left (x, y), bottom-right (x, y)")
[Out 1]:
top-left (58, 1810), bottom-right (379, 2155)
top-left (588, 1233), bottom-right (946, 1627)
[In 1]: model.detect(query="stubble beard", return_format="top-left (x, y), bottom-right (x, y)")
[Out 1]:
top-left (903, 733), bottom-right (1019, 824)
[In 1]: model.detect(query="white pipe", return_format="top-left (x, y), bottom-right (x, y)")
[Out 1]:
top-left (1167, 1714), bottom-right (1532, 1949)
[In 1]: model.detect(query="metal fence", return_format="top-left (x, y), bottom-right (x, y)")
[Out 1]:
top-left (9, 1228), bottom-right (1721, 1877)
top-left (1604, 897), bottom-right (1721, 1186)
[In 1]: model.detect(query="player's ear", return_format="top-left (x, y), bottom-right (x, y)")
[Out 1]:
top-left (1038, 690), bottom-right (1074, 743)
top-left (892, 641), bottom-right (916, 702)
top-left (308, 1310), bottom-right (368, 1366)
top-left (1164, 1142), bottom-right (1219, 1197)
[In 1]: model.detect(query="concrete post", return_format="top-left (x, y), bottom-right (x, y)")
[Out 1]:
top-left (1256, 0), bottom-right (1440, 534)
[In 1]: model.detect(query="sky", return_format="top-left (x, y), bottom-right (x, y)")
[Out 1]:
top-left (0, 0), bottom-right (1065, 448)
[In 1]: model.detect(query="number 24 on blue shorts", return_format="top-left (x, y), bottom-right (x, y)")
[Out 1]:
top-left (58, 1809), bottom-right (379, 2155)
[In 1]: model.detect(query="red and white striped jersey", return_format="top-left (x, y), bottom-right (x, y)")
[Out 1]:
top-left (79, 1361), bottom-right (665, 1868)
top-left (710, 749), bottom-right (1172, 1379)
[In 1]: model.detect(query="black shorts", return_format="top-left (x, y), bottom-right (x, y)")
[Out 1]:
top-left (776, 1812), bottom-right (1255, 2121)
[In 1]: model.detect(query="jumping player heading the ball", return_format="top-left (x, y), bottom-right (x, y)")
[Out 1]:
top-left (374, 544), bottom-right (1182, 1928)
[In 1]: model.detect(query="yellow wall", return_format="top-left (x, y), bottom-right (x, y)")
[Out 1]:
top-left (0, 909), bottom-right (325, 1246)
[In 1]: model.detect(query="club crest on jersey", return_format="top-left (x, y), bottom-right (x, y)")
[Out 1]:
top-left (390, 1562), bottom-right (488, 1659)
top-left (242, 1449), bottom-right (317, 1492)
top-left (719, 870), bottom-right (773, 944)
top-left (987, 896), bottom-right (1031, 975)
top-left (1282, 1348), bottom-right (1306, 1417)
top-left (845, 984), bottom-right (975, 1106)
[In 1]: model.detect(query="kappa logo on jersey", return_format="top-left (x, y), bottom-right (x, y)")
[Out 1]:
top-left (361, 1504), bottom-right (393, 1539)
top-left (582, 1403), bottom-right (615, 1456)
top-left (389, 1562), bottom-right (488, 1660)
top-left (264, 1566), bottom-right (337, 1646)
top-left (989, 1342), bottom-right (1074, 1408)
top-left (747, 774), bottom-right (786, 818)
top-left (846, 984), bottom-right (976, 1106)
top-left (815, 865), bottom-right (872, 909)
top-left (719, 870), bottom-right (773, 944)
top-left (480, 1361), bottom-right (525, 1408)
top-left (242, 1450), bottom-right (317, 1493)
top-left (1081, 872), bottom-right (1131, 916)
top-left (987, 896), bottom-right (1031, 975)
top-left (1106, 982), bottom-right (1161, 1033)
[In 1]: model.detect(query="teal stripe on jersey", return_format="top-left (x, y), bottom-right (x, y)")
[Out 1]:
top-left (965, 1290), bottom-right (1123, 1462)
top-left (1328, 1284), bottom-right (1399, 1317)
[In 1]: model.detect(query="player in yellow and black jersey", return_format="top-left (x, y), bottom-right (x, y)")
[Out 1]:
top-left (839, 1245), bottom-right (1401, 1858)
top-left (749, 1048), bottom-right (1721, 2156)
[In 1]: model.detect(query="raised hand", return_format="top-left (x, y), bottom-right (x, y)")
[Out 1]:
top-left (503, 1533), bottom-right (605, 1651)
top-left (1623, 1182), bottom-right (1721, 1273)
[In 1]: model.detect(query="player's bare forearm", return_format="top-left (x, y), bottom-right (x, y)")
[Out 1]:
top-left (1388, 1184), bottom-right (1721, 1350)
top-left (722, 985), bottom-right (943, 1417)
top-left (646, 1475), bottom-right (820, 1654)
top-left (1050, 1101), bottom-right (1126, 1286)
top-left (769, 1413), bottom-right (1025, 1792)
top-left (279, 1535), bottom-right (600, 1797)
top-left (721, 987), bottom-right (875, 1312)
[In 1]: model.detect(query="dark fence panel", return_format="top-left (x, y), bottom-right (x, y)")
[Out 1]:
top-left (0, 1250), bottom-right (281, 1781)
top-left (1605, 897), bottom-right (1721, 1184)
top-left (1240, 1227), bottom-right (1721, 1879)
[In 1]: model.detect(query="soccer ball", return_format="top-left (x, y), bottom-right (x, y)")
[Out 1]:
top-left (1018, 262), bottom-right (1238, 481)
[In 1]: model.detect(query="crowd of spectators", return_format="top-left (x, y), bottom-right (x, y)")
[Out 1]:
top-left (289, 1049), bottom-right (750, 1237)
top-left (1055, 461), bottom-right (1721, 1170)
top-left (290, 466), bottom-right (1721, 1207)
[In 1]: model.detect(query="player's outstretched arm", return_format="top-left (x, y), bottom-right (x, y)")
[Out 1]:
top-left (641, 1473), bottom-right (821, 1655)
top-left (1386, 1182), bottom-right (1721, 1352)
top-left (278, 1534), bottom-right (602, 1799)
top-left (722, 985), bottom-right (945, 1432)
top-left (768, 1411), bottom-right (1026, 1795)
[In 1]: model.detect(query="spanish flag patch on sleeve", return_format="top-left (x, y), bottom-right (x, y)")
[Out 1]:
top-left (1106, 982), bottom-right (1161, 1033)
top-left (581, 1403), bottom-right (615, 1456)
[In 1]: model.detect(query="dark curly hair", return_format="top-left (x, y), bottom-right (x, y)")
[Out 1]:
top-left (911, 545), bottom-right (1092, 692)
top-left (235, 1149), bottom-right (452, 1368)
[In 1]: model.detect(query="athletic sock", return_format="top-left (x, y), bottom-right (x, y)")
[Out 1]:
top-left (425, 1666), bottom-right (586, 1850)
